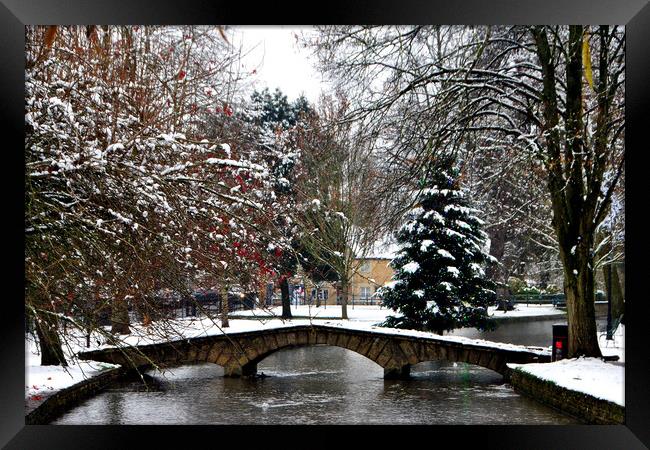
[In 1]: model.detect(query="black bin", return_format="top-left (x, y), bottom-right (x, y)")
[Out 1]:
top-left (552, 323), bottom-right (568, 361)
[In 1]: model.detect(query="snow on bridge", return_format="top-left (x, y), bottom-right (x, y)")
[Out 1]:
top-left (78, 321), bottom-right (550, 379)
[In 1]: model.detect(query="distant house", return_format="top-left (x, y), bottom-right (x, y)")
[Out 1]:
top-left (349, 239), bottom-right (398, 304)
top-left (284, 236), bottom-right (398, 306)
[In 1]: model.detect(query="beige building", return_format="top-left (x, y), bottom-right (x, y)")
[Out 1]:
top-left (349, 257), bottom-right (394, 303)
top-left (285, 239), bottom-right (398, 306)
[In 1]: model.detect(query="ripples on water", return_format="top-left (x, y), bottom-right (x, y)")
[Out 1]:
top-left (53, 336), bottom-right (578, 425)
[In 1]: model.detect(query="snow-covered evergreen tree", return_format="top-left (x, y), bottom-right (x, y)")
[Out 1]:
top-left (381, 159), bottom-right (497, 334)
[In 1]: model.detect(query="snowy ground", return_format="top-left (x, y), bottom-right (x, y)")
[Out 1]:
top-left (508, 324), bottom-right (625, 406)
top-left (231, 304), bottom-right (392, 322)
top-left (25, 338), bottom-right (118, 404)
top-left (488, 304), bottom-right (565, 318)
top-left (231, 303), bottom-right (565, 322)
top-left (508, 357), bottom-right (624, 406)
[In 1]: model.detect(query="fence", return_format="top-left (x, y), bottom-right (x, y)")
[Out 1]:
top-left (500, 293), bottom-right (567, 307)
top-left (62, 293), bottom-right (259, 328)
top-left (284, 294), bottom-right (383, 308)
top-left (151, 294), bottom-right (256, 320)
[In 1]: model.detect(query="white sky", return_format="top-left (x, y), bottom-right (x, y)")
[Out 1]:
top-left (230, 26), bottom-right (328, 105)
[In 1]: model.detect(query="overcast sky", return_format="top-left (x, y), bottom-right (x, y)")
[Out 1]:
top-left (230, 26), bottom-right (328, 105)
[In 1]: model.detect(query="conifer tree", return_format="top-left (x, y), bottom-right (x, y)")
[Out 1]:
top-left (381, 158), bottom-right (497, 334)
top-left (248, 88), bottom-right (315, 318)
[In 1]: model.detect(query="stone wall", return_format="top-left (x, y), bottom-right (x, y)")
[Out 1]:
top-left (507, 368), bottom-right (624, 424)
top-left (25, 366), bottom-right (129, 425)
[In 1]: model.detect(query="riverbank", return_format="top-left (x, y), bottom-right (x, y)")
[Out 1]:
top-left (507, 324), bottom-right (624, 424)
top-left (25, 365), bottom-right (128, 425)
top-left (25, 338), bottom-right (122, 423)
top-left (507, 358), bottom-right (624, 424)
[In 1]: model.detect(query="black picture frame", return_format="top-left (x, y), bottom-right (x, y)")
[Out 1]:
top-left (3, 0), bottom-right (648, 448)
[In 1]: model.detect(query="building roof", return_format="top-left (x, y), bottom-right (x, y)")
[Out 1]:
top-left (358, 234), bottom-right (400, 260)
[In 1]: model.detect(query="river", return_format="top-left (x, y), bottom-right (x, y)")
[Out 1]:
top-left (52, 318), bottom-right (582, 424)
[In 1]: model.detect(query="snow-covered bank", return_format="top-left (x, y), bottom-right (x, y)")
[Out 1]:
top-left (508, 324), bottom-right (625, 406)
top-left (231, 304), bottom-right (391, 322)
top-left (508, 357), bottom-right (624, 406)
top-left (26, 338), bottom-right (119, 403)
top-left (488, 304), bottom-right (565, 318)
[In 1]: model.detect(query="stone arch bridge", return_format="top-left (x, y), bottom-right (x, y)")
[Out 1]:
top-left (79, 324), bottom-right (550, 379)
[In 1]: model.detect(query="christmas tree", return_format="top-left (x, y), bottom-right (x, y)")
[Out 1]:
top-left (381, 160), bottom-right (497, 334)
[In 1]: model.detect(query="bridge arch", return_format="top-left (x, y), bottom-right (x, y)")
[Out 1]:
top-left (200, 327), bottom-right (515, 379)
top-left (205, 327), bottom-right (405, 378)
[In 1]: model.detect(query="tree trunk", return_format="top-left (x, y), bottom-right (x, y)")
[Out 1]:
top-left (35, 314), bottom-right (67, 366)
top-left (615, 262), bottom-right (625, 300)
top-left (340, 279), bottom-right (349, 320)
top-left (533, 26), bottom-right (603, 358)
top-left (560, 242), bottom-right (602, 358)
top-left (603, 263), bottom-right (624, 320)
top-left (280, 277), bottom-right (292, 319)
top-left (259, 282), bottom-right (266, 308)
top-left (486, 225), bottom-right (507, 283)
top-left (111, 296), bottom-right (131, 335)
top-left (220, 285), bottom-right (229, 328)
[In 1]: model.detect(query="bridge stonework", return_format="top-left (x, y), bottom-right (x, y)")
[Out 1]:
top-left (79, 325), bottom-right (549, 379)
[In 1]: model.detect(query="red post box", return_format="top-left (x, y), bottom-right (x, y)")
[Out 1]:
top-left (552, 324), bottom-right (569, 361)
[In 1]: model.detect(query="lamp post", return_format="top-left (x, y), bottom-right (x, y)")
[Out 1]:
top-left (605, 224), bottom-right (617, 341)
top-left (606, 262), bottom-right (613, 341)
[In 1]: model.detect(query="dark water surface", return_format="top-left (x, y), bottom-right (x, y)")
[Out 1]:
top-left (53, 318), bottom-right (579, 425)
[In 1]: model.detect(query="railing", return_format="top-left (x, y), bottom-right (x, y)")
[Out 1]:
top-left (155, 296), bottom-right (253, 319)
top-left (499, 293), bottom-right (566, 308)
top-left (349, 295), bottom-right (382, 307)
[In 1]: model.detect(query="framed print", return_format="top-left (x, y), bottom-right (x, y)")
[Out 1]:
top-left (4, 0), bottom-right (649, 448)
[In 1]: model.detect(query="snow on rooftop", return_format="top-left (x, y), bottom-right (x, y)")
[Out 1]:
top-left (360, 234), bottom-right (400, 260)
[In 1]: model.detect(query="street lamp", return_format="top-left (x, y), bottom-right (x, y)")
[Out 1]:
top-left (606, 263), bottom-right (613, 341)
top-left (605, 227), bottom-right (615, 341)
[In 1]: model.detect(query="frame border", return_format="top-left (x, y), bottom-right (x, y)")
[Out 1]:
top-left (3, 1), bottom-right (648, 448)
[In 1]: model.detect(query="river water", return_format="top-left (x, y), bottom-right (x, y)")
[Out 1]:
top-left (53, 318), bottom-right (581, 425)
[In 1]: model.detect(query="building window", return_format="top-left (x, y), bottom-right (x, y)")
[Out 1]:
top-left (360, 261), bottom-right (371, 273)
top-left (360, 286), bottom-right (371, 299)
top-left (322, 289), bottom-right (329, 301)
